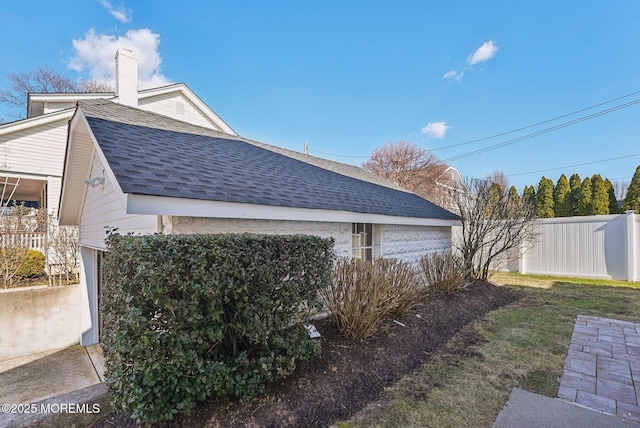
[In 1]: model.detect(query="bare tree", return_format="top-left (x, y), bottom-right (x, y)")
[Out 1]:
top-left (0, 66), bottom-right (112, 119)
top-left (77, 79), bottom-right (113, 93)
top-left (612, 179), bottom-right (630, 202)
top-left (450, 177), bottom-right (539, 281)
top-left (46, 222), bottom-right (80, 285)
top-left (362, 141), bottom-right (447, 202)
top-left (486, 170), bottom-right (510, 191)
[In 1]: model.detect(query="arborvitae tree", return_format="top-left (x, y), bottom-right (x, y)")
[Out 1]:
top-left (578, 176), bottom-right (593, 215)
top-left (523, 185), bottom-right (536, 208)
top-left (622, 165), bottom-right (640, 213)
top-left (568, 173), bottom-right (582, 216)
top-left (508, 185), bottom-right (520, 205)
top-left (536, 176), bottom-right (555, 218)
top-left (489, 182), bottom-right (504, 206)
top-left (590, 174), bottom-right (609, 215)
top-left (604, 178), bottom-right (619, 214)
top-left (553, 174), bottom-right (571, 217)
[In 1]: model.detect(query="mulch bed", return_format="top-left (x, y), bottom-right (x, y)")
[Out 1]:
top-left (93, 281), bottom-right (522, 427)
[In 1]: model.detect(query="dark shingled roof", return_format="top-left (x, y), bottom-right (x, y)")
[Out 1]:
top-left (78, 100), bottom-right (459, 221)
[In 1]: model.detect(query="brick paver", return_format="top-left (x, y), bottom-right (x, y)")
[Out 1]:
top-left (560, 315), bottom-right (640, 424)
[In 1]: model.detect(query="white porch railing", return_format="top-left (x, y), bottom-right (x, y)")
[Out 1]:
top-left (0, 232), bottom-right (46, 252)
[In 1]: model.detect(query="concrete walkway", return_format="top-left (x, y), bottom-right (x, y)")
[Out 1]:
top-left (495, 314), bottom-right (640, 427)
top-left (0, 345), bottom-right (109, 427)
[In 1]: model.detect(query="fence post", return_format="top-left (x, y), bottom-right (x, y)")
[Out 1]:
top-left (518, 239), bottom-right (527, 275)
top-left (627, 210), bottom-right (637, 282)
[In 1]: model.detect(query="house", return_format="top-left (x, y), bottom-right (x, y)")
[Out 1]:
top-left (425, 164), bottom-right (463, 211)
top-left (58, 85), bottom-right (460, 347)
top-left (0, 48), bottom-right (235, 225)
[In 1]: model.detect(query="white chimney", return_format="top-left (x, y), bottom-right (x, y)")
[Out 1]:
top-left (115, 48), bottom-right (138, 107)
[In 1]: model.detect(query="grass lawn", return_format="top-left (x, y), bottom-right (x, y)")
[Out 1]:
top-left (339, 272), bottom-right (640, 428)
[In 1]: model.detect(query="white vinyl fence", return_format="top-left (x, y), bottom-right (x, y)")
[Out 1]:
top-left (512, 211), bottom-right (639, 281)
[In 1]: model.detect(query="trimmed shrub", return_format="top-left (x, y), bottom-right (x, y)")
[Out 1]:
top-left (15, 249), bottom-right (45, 279)
top-left (321, 257), bottom-right (424, 340)
top-left (419, 252), bottom-right (468, 294)
top-left (101, 232), bottom-right (334, 424)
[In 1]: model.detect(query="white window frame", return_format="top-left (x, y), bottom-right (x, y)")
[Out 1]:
top-left (352, 222), bottom-right (377, 260)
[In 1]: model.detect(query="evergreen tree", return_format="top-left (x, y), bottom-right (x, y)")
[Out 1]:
top-left (508, 185), bottom-right (520, 205)
top-left (553, 174), bottom-right (571, 217)
top-left (523, 185), bottom-right (536, 208)
top-left (604, 178), bottom-right (619, 214)
top-left (578, 176), bottom-right (593, 215)
top-left (590, 174), bottom-right (609, 215)
top-left (568, 173), bottom-right (581, 216)
top-left (489, 182), bottom-right (504, 203)
top-left (536, 176), bottom-right (555, 218)
top-left (622, 165), bottom-right (640, 213)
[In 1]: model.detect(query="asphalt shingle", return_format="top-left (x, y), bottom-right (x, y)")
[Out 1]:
top-left (79, 100), bottom-right (459, 221)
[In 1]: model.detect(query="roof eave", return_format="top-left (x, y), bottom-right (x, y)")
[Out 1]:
top-left (125, 193), bottom-right (461, 227)
top-left (0, 109), bottom-right (73, 135)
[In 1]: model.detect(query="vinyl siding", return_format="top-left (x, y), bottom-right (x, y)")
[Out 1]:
top-left (79, 154), bottom-right (158, 250)
top-left (138, 92), bottom-right (221, 131)
top-left (0, 119), bottom-right (68, 176)
top-left (47, 175), bottom-right (62, 216)
top-left (44, 102), bottom-right (76, 115)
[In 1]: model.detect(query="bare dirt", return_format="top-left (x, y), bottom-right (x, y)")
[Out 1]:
top-left (93, 281), bottom-right (522, 428)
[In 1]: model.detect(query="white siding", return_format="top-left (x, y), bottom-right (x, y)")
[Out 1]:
top-left (168, 216), bottom-right (352, 257)
top-left (79, 155), bottom-right (158, 250)
top-left (47, 175), bottom-right (62, 216)
top-left (0, 119), bottom-right (68, 176)
top-left (44, 102), bottom-right (76, 114)
top-left (138, 93), bottom-right (221, 131)
top-left (381, 224), bottom-right (452, 265)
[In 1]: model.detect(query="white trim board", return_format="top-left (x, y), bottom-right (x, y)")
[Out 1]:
top-left (126, 193), bottom-right (461, 227)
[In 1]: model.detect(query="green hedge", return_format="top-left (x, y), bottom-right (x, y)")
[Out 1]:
top-left (101, 232), bottom-right (334, 423)
top-left (16, 249), bottom-right (45, 278)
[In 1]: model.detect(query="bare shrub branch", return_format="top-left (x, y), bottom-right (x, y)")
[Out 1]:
top-left (419, 252), bottom-right (468, 294)
top-left (450, 177), bottom-right (539, 281)
top-left (321, 257), bottom-right (424, 340)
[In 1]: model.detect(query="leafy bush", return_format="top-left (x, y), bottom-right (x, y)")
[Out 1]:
top-left (419, 252), bottom-right (468, 294)
top-left (15, 249), bottom-right (45, 278)
top-left (321, 257), bottom-right (424, 340)
top-left (101, 232), bottom-right (334, 424)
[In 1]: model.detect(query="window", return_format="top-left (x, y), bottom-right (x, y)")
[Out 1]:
top-left (352, 223), bottom-right (373, 260)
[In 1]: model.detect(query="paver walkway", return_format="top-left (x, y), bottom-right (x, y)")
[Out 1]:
top-left (559, 315), bottom-right (640, 423)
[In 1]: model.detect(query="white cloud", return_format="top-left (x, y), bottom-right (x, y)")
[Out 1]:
top-left (100, 0), bottom-right (132, 23)
top-left (467, 40), bottom-right (499, 66)
top-left (421, 121), bottom-right (450, 139)
top-left (69, 28), bottom-right (172, 89)
top-left (443, 69), bottom-right (464, 82)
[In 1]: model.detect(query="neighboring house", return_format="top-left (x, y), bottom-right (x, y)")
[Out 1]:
top-left (0, 48), bottom-right (235, 224)
top-left (58, 96), bottom-right (460, 346)
top-left (426, 164), bottom-right (463, 212)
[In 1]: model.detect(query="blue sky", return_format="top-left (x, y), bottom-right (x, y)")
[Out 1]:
top-left (1, 1), bottom-right (639, 192)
